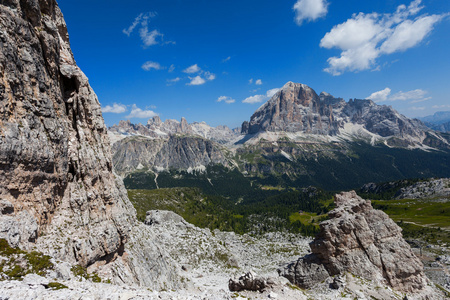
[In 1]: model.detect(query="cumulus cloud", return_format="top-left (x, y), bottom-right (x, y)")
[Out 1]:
top-left (187, 76), bottom-right (206, 86)
top-left (321, 0), bottom-right (444, 75)
top-left (123, 12), bottom-right (174, 47)
top-left (243, 95), bottom-right (266, 104)
top-left (367, 88), bottom-right (392, 102)
top-left (255, 79), bottom-right (263, 85)
top-left (249, 79), bottom-right (253, 84)
top-left (167, 77), bottom-right (181, 83)
top-left (204, 71), bottom-right (216, 81)
top-left (183, 66), bottom-right (216, 86)
top-left (217, 96), bottom-right (235, 104)
top-left (293, 0), bottom-right (329, 25)
top-left (390, 89), bottom-right (428, 101)
top-left (183, 64), bottom-right (201, 74)
top-left (168, 64), bottom-right (175, 73)
top-left (222, 56), bottom-right (231, 62)
top-left (126, 104), bottom-right (158, 119)
top-left (141, 61), bottom-right (163, 71)
top-left (266, 88), bottom-right (281, 98)
top-left (102, 103), bottom-right (127, 114)
top-left (243, 87), bottom-right (281, 104)
top-left (367, 87), bottom-right (430, 103)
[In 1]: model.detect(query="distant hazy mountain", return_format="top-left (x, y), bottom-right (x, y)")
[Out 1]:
top-left (420, 111), bottom-right (450, 124)
top-left (419, 111), bottom-right (450, 132)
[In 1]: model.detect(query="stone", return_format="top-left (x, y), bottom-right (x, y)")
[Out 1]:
top-left (229, 271), bottom-right (270, 292)
top-left (280, 191), bottom-right (428, 293)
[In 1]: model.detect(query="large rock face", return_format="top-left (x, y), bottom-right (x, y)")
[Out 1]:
top-left (0, 0), bottom-right (134, 267)
top-left (111, 135), bottom-right (232, 176)
top-left (280, 191), bottom-right (428, 293)
top-left (242, 82), bottom-right (432, 144)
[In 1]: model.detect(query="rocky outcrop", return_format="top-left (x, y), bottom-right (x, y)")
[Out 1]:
top-left (228, 271), bottom-right (274, 292)
top-left (0, 0), bottom-right (172, 287)
top-left (395, 178), bottom-right (450, 199)
top-left (280, 191), bottom-right (428, 293)
top-left (241, 82), bottom-right (439, 147)
top-left (111, 135), bottom-right (232, 176)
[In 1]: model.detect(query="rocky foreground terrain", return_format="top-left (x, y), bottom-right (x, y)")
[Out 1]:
top-left (1, 195), bottom-right (448, 299)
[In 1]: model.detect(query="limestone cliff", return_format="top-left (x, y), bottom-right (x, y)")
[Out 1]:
top-left (0, 1), bottom-right (171, 287)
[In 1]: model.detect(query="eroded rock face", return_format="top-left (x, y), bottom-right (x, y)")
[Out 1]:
top-left (111, 135), bottom-right (231, 176)
top-left (242, 82), bottom-right (431, 144)
top-left (0, 0), bottom-right (133, 267)
top-left (280, 191), bottom-right (428, 293)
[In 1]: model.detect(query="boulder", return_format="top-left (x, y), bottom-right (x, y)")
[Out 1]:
top-left (280, 191), bottom-right (428, 293)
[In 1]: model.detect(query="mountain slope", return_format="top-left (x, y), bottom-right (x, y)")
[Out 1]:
top-left (241, 82), bottom-right (442, 148)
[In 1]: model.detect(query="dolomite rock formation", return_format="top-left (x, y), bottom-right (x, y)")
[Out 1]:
top-left (0, 0), bottom-right (173, 287)
top-left (111, 135), bottom-right (232, 176)
top-left (241, 82), bottom-right (436, 147)
top-left (280, 191), bottom-right (428, 293)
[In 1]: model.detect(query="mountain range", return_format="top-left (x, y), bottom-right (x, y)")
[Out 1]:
top-left (109, 82), bottom-right (450, 190)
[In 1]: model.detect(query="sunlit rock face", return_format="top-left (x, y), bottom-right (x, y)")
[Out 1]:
top-left (280, 191), bottom-right (428, 293)
top-left (0, 0), bottom-right (135, 267)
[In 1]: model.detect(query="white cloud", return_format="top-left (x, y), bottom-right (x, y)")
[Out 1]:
top-left (167, 77), bottom-right (181, 83)
top-left (390, 89), bottom-right (428, 101)
top-left (432, 105), bottom-right (450, 109)
top-left (204, 71), bottom-right (216, 81)
top-left (243, 87), bottom-right (281, 104)
top-left (321, 0), bottom-right (444, 75)
top-left (126, 104), bottom-right (158, 119)
top-left (293, 0), bottom-right (329, 26)
top-left (222, 56), bottom-right (231, 62)
top-left (123, 12), bottom-right (156, 36)
top-left (243, 95), bottom-right (266, 104)
top-left (410, 97), bottom-right (431, 104)
top-left (140, 28), bottom-right (164, 47)
top-left (183, 64), bottom-right (201, 74)
top-left (380, 15), bottom-right (443, 54)
top-left (367, 87), bottom-right (392, 102)
top-left (102, 103), bottom-right (127, 114)
top-left (367, 87), bottom-right (430, 103)
top-left (187, 76), bottom-right (206, 86)
top-left (217, 96), bottom-right (235, 104)
top-left (409, 106), bottom-right (426, 111)
top-left (249, 78), bottom-right (253, 84)
top-left (168, 64), bottom-right (175, 72)
top-left (266, 88), bottom-right (281, 98)
top-left (123, 12), bottom-right (174, 47)
top-left (255, 79), bottom-right (263, 85)
top-left (141, 61), bottom-right (163, 71)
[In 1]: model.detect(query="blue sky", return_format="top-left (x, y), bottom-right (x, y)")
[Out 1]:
top-left (58, 0), bottom-right (450, 128)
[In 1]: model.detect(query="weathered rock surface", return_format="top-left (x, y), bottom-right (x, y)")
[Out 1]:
top-left (111, 135), bottom-right (233, 176)
top-left (280, 191), bottom-right (429, 293)
top-left (0, 0), bottom-right (172, 287)
top-left (228, 271), bottom-right (274, 292)
top-left (395, 178), bottom-right (450, 199)
top-left (241, 82), bottom-right (447, 149)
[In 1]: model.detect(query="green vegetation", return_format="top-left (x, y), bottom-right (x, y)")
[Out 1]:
top-left (46, 282), bottom-right (68, 290)
top-left (0, 239), bottom-right (54, 280)
top-left (71, 265), bottom-right (102, 282)
top-left (372, 198), bottom-right (450, 229)
top-left (128, 186), bottom-right (333, 236)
